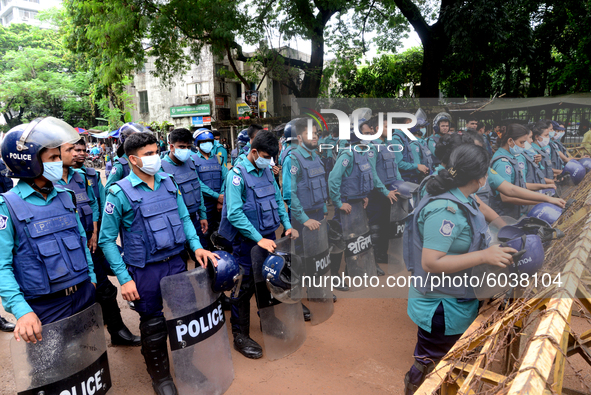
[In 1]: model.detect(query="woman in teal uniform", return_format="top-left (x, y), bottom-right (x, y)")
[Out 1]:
top-left (531, 121), bottom-right (561, 179)
top-left (403, 144), bottom-right (517, 394)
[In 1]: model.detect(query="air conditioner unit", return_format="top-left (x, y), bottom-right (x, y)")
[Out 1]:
top-left (188, 96), bottom-right (197, 104)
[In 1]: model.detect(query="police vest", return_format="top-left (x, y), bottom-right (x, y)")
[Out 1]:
top-left (218, 165), bottom-right (281, 242)
top-left (161, 158), bottom-right (202, 216)
top-left (402, 191), bottom-right (490, 298)
top-left (54, 171), bottom-right (94, 233)
top-left (0, 160), bottom-right (13, 193)
top-left (534, 145), bottom-right (554, 179)
top-left (291, 149), bottom-right (328, 212)
top-left (116, 174), bottom-right (186, 268)
top-left (279, 145), bottom-right (294, 167)
top-left (522, 152), bottom-right (547, 184)
top-left (117, 157), bottom-right (131, 178)
top-left (549, 141), bottom-right (564, 170)
top-left (416, 141), bottom-right (434, 172)
top-left (425, 134), bottom-right (442, 167)
top-left (339, 150), bottom-right (374, 200)
top-left (489, 155), bottom-right (527, 219)
top-left (192, 153), bottom-right (222, 212)
top-left (85, 167), bottom-right (101, 204)
top-left (374, 144), bottom-right (399, 188)
top-left (3, 190), bottom-right (90, 298)
top-left (393, 131), bottom-right (416, 181)
top-left (555, 141), bottom-right (568, 156)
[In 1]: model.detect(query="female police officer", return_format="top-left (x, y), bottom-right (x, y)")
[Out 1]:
top-left (403, 144), bottom-right (517, 394)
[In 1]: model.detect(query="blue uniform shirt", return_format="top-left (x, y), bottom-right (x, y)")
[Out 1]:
top-left (161, 154), bottom-right (207, 220)
top-left (490, 147), bottom-right (527, 193)
top-left (407, 188), bottom-right (479, 335)
top-left (98, 171), bottom-right (203, 286)
top-left (56, 167), bottom-right (100, 223)
top-left (0, 181), bottom-right (96, 319)
top-left (224, 157), bottom-right (291, 243)
top-left (105, 153), bottom-right (130, 190)
top-left (212, 141), bottom-right (229, 168)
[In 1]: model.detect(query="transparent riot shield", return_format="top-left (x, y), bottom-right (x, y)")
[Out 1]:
top-left (341, 201), bottom-right (377, 280)
top-left (252, 243), bottom-right (306, 361)
top-left (11, 303), bottom-right (112, 395)
top-left (161, 268), bottom-right (234, 395)
top-left (302, 220), bottom-right (334, 325)
top-left (489, 216), bottom-right (518, 245)
top-left (472, 262), bottom-right (517, 300)
top-left (388, 197), bottom-right (410, 274)
top-left (556, 174), bottom-right (576, 197)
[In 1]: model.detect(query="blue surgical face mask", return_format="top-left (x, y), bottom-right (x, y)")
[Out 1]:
top-left (134, 154), bottom-right (161, 176)
top-left (173, 148), bottom-right (192, 162)
top-left (420, 128), bottom-right (427, 137)
top-left (523, 141), bottom-right (536, 155)
top-left (555, 131), bottom-right (565, 140)
top-left (509, 140), bottom-right (525, 156)
top-left (43, 161), bottom-right (64, 182)
top-left (200, 142), bottom-right (214, 154)
top-left (549, 131), bottom-right (556, 139)
top-left (254, 151), bottom-right (271, 169)
top-left (477, 177), bottom-right (488, 193)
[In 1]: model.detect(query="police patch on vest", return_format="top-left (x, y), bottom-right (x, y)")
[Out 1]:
top-left (232, 175), bottom-right (241, 186)
top-left (342, 158), bottom-right (349, 167)
top-left (0, 214), bottom-right (7, 230)
top-left (518, 162), bottom-right (525, 170)
top-left (105, 202), bottom-right (115, 215)
top-left (368, 150), bottom-right (375, 158)
top-left (505, 165), bottom-right (512, 175)
top-left (166, 298), bottom-right (225, 351)
top-left (415, 146), bottom-right (419, 152)
top-left (439, 219), bottom-right (455, 237)
top-left (344, 232), bottom-right (372, 257)
top-left (290, 165), bottom-right (298, 175)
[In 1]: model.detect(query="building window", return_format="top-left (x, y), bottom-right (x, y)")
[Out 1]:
top-left (236, 83), bottom-right (242, 99)
top-left (5, 10), bottom-right (13, 23)
top-left (215, 64), bottom-right (229, 77)
top-left (19, 9), bottom-right (38, 19)
top-left (188, 82), bottom-right (209, 96)
top-left (139, 91), bottom-right (149, 114)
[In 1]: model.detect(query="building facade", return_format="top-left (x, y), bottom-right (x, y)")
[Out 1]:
top-left (0, 0), bottom-right (60, 26)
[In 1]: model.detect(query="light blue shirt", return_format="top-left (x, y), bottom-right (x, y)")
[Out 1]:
top-left (105, 153), bottom-right (130, 190)
top-left (55, 167), bottom-right (100, 222)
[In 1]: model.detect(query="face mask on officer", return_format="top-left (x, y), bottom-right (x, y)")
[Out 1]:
top-left (200, 141), bottom-right (214, 154)
top-left (131, 153), bottom-right (161, 175)
top-left (508, 138), bottom-right (525, 156)
top-left (171, 143), bottom-right (192, 162)
top-left (42, 159), bottom-right (64, 182)
top-left (252, 149), bottom-right (271, 169)
top-left (476, 176), bottom-right (488, 193)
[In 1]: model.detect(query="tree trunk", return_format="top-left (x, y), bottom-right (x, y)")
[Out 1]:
top-left (419, 32), bottom-right (447, 97)
top-left (298, 33), bottom-right (324, 98)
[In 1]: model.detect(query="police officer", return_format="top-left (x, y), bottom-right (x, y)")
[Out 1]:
top-left (105, 122), bottom-right (151, 190)
top-left (391, 118), bottom-right (429, 183)
top-left (234, 125), bottom-right (264, 165)
top-left (192, 129), bottom-right (228, 249)
top-left (218, 130), bottom-right (296, 359)
top-left (403, 144), bottom-right (517, 394)
top-left (530, 121), bottom-right (560, 179)
top-left (0, 157), bottom-right (14, 193)
top-left (280, 121), bottom-right (298, 209)
top-left (409, 120), bottom-right (434, 174)
top-left (426, 112), bottom-right (451, 166)
top-left (99, 132), bottom-right (218, 395)
top-left (233, 130), bottom-right (249, 166)
top-left (70, 139), bottom-right (140, 346)
top-left (0, 117), bottom-right (97, 343)
top-left (211, 129), bottom-right (229, 167)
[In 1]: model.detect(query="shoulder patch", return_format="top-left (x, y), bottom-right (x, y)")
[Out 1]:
top-left (446, 206), bottom-right (456, 214)
top-left (290, 165), bottom-right (298, 175)
top-left (342, 158), bottom-right (350, 167)
top-left (500, 158), bottom-right (509, 162)
top-left (518, 162), bottom-right (525, 170)
top-left (490, 169), bottom-right (498, 175)
top-left (104, 202), bottom-right (115, 215)
top-left (110, 167), bottom-right (117, 175)
top-left (0, 214), bottom-right (7, 230)
top-left (232, 167), bottom-right (240, 174)
top-left (368, 150), bottom-right (375, 158)
top-left (439, 219), bottom-right (455, 237)
top-left (505, 165), bottom-right (512, 175)
top-left (232, 175), bottom-right (241, 186)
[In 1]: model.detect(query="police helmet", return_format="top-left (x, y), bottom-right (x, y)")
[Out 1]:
top-left (561, 159), bottom-right (586, 185)
top-left (514, 217), bottom-right (564, 242)
top-left (117, 122), bottom-right (150, 157)
top-left (207, 251), bottom-right (241, 293)
top-left (327, 219), bottom-right (346, 253)
top-left (237, 129), bottom-right (249, 144)
top-left (1, 117), bottom-right (80, 179)
top-left (262, 251), bottom-right (301, 304)
top-left (500, 234), bottom-right (545, 275)
top-left (415, 108), bottom-right (428, 127)
top-left (283, 119), bottom-right (299, 141)
top-left (391, 180), bottom-right (420, 199)
top-left (577, 157), bottom-right (591, 173)
top-left (527, 202), bottom-right (563, 225)
top-left (210, 231), bottom-right (233, 253)
top-left (433, 112), bottom-right (452, 134)
top-left (194, 128), bottom-right (214, 144)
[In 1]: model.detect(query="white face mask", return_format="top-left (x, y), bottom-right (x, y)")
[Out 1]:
top-left (133, 154), bottom-right (161, 175)
top-left (539, 137), bottom-right (550, 147)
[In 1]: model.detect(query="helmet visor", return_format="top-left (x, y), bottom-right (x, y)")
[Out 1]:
top-left (24, 118), bottom-right (80, 149)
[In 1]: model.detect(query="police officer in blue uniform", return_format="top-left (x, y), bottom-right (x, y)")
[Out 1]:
top-left (105, 122), bottom-right (151, 190)
top-left (161, 128), bottom-right (208, 253)
top-left (211, 129), bottom-right (229, 167)
top-left (71, 139), bottom-right (140, 346)
top-left (192, 129), bottom-right (228, 249)
top-left (0, 157), bottom-right (17, 332)
top-left (219, 130), bottom-right (296, 359)
top-left (403, 144), bottom-right (516, 394)
top-left (391, 119), bottom-right (429, 183)
top-left (426, 113), bottom-right (451, 167)
top-left (280, 121), bottom-right (298, 209)
top-left (234, 124), bottom-right (264, 166)
top-left (99, 132), bottom-right (218, 395)
top-left (0, 117), bottom-right (97, 343)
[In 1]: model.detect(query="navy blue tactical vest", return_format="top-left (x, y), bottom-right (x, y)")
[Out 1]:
top-left (291, 149), bottom-right (327, 211)
top-left (549, 141), bottom-right (564, 170)
top-left (394, 131), bottom-right (416, 181)
top-left (54, 171), bottom-right (94, 233)
top-left (192, 154), bottom-right (222, 212)
top-left (116, 174), bottom-right (186, 268)
top-left (374, 145), bottom-right (399, 189)
top-left (555, 141), bottom-right (568, 156)
top-left (522, 152), bottom-right (547, 184)
top-left (416, 141), bottom-right (434, 172)
top-left (85, 167), bottom-right (101, 206)
top-left (2, 190), bottom-right (90, 298)
top-left (403, 191), bottom-right (490, 298)
top-left (117, 156), bottom-right (131, 178)
top-left (218, 165), bottom-right (280, 242)
top-left (0, 159), bottom-right (13, 193)
top-left (425, 134), bottom-right (441, 167)
top-left (534, 145), bottom-right (554, 179)
top-left (161, 158), bottom-right (202, 216)
top-left (489, 155), bottom-right (527, 219)
top-left (339, 150), bottom-right (374, 200)
top-left (279, 145), bottom-right (294, 167)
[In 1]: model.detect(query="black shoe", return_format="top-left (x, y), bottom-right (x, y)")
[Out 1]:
top-left (0, 316), bottom-right (15, 332)
top-left (302, 303), bottom-right (311, 322)
top-left (333, 294), bottom-right (337, 303)
top-left (375, 254), bottom-right (388, 264)
top-left (376, 265), bottom-right (385, 276)
top-left (221, 294), bottom-right (232, 311)
top-left (152, 377), bottom-right (178, 395)
top-left (334, 284), bottom-right (349, 292)
top-left (110, 326), bottom-right (141, 346)
top-left (233, 334), bottom-right (263, 359)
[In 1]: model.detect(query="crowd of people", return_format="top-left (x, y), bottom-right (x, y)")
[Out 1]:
top-left (0, 111), bottom-right (586, 395)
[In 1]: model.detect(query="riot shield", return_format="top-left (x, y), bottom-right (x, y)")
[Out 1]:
top-left (341, 201), bottom-right (377, 280)
top-left (302, 220), bottom-right (334, 325)
top-left (388, 197), bottom-right (410, 274)
top-left (252, 242), bottom-right (306, 361)
top-left (11, 303), bottom-right (112, 395)
top-left (161, 268), bottom-right (234, 395)
top-left (488, 216), bottom-right (518, 245)
top-left (556, 174), bottom-right (576, 198)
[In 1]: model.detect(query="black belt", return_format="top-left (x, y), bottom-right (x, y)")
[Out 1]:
top-left (28, 280), bottom-right (90, 303)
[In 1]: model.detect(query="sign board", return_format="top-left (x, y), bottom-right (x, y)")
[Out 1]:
top-left (215, 97), bottom-right (224, 107)
top-left (237, 101), bottom-right (267, 120)
top-left (191, 116), bottom-right (212, 126)
top-left (170, 104), bottom-right (210, 118)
